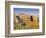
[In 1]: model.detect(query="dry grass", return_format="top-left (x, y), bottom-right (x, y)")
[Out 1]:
top-left (14, 14), bottom-right (39, 30)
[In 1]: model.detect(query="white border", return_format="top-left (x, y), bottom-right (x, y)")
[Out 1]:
top-left (10, 5), bottom-right (42, 33)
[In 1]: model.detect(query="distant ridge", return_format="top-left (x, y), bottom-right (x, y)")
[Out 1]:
top-left (15, 12), bottom-right (39, 16)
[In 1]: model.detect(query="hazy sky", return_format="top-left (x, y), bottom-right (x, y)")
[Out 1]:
top-left (14, 8), bottom-right (39, 16)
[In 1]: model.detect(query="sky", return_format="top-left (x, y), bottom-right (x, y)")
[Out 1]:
top-left (14, 8), bottom-right (39, 16)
